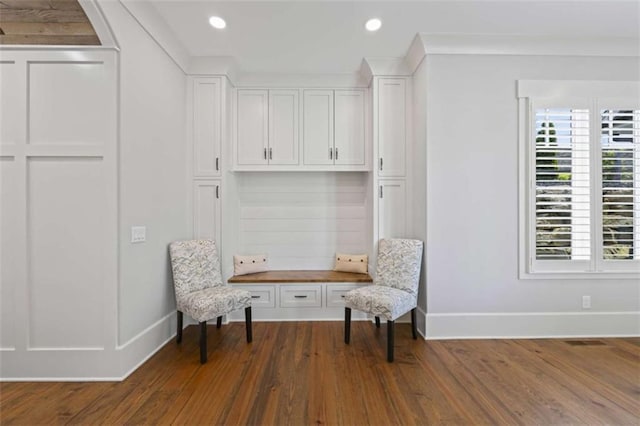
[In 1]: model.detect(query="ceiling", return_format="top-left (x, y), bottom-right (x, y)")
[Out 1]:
top-left (0, 0), bottom-right (100, 45)
top-left (145, 0), bottom-right (640, 75)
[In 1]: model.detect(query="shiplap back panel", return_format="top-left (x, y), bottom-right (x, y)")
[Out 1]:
top-left (238, 172), bottom-right (369, 270)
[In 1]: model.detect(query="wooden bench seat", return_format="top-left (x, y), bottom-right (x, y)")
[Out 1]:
top-left (228, 270), bottom-right (373, 284)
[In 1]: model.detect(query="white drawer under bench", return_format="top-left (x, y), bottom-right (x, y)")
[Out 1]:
top-left (227, 270), bottom-right (372, 321)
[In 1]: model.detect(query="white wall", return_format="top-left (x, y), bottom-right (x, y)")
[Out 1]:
top-left (0, 49), bottom-right (119, 379)
top-left (0, 0), bottom-right (188, 379)
top-left (236, 172), bottom-right (370, 270)
top-left (412, 58), bottom-right (428, 329)
top-left (425, 54), bottom-right (640, 338)
top-left (98, 1), bottom-right (188, 348)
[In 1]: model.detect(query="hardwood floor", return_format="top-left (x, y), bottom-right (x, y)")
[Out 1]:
top-left (1, 322), bottom-right (639, 425)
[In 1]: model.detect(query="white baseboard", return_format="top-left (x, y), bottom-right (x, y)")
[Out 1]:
top-left (117, 311), bottom-right (177, 380)
top-left (0, 311), bottom-right (178, 381)
top-left (425, 311), bottom-right (640, 339)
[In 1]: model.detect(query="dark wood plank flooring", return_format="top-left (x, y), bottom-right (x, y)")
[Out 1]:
top-left (1, 322), bottom-right (639, 425)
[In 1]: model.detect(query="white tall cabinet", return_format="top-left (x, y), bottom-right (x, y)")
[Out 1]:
top-left (189, 76), bottom-right (230, 251)
top-left (378, 180), bottom-right (407, 239)
top-left (373, 77), bottom-right (412, 244)
top-left (193, 78), bottom-right (222, 176)
top-left (377, 78), bottom-right (407, 178)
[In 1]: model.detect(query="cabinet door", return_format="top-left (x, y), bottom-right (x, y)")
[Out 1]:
top-left (269, 90), bottom-right (299, 165)
top-left (237, 90), bottom-right (268, 165)
top-left (193, 78), bottom-right (221, 176)
top-left (378, 180), bottom-right (406, 239)
top-left (378, 78), bottom-right (406, 177)
top-left (334, 90), bottom-right (365, 166)
top-left (303, 90), bottom-right (334, 165)
top-left (193, 180), bottom-right (221, 244)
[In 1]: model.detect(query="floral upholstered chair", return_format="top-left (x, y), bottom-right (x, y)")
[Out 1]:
top-left (169, 240), bottom-right (252, 364)
top-left (344, 238), bottom-right (423, 362)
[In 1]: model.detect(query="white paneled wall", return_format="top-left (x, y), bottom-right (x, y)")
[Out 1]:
top-left (236, 172), bottom-right (371, 270)
top-left (0, 50), bottom-right (118, 378)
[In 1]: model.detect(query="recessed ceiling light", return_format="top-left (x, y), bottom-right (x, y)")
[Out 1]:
top-left (365, 18), bottom-right (381, 32)
top-left (209, 16), bottom-right (226, 29)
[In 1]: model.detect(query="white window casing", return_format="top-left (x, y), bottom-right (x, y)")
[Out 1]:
top-left (518, 81), bottom-right (640, 279)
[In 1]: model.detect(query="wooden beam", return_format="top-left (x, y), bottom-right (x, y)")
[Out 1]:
top-left (0, 8), bottom-right (89, 23)
top-left (0, 34), bottom-right (100, 45)
top-left (0, 1), bottom-right (83, 12)
top-left (0, 22), bottom-right (95, 36)
top-left (0, 0), bottom-right (99, 45)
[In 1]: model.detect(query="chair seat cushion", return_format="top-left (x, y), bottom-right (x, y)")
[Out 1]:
top-left (344, 285), bottom-right (415, 321)
top-left (178, 286), bottom-right (251, 322)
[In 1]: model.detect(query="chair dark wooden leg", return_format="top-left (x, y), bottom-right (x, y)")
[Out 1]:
top-left (199, 321), bottom-right (207, 364)
top-left (344, 307), bottom-right (351, 344)
top-left (176, 311), bottom-right (183, 344)
top-left (411, 308), bottom-right (418, 340)
top-left (216, 316), bottom-right (222, 329)
top-left (245, 307), bottom-right (252, 343)
top-left (387, 320), bottom-right (395, 363)
top-left (375, 316), bottom-right (380, 328)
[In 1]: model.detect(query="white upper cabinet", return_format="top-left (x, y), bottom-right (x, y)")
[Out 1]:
top-left (236, 87), bottom-right (367, 171)
top-left (377, 78), bottom-right (406, 177)
top-left (303, 90), bottom-right (334, 166)
top-left (269, 90), bottom-right (299, 165)
top-left (334, 90), bottom-right (365, 166)
top-left (193, 78), bottom-right (222, 176)
top-left (236, 89), bottom-right (299, 167)
top-left (237, 90), bottom-right (269, 165)
top-left (303, 89), bottom-right (366, 168)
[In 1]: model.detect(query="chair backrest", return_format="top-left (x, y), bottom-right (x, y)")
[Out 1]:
top-left (169, 240), bottom-right (223, 303)
top-left (375, 238), bottom-right (423, 298)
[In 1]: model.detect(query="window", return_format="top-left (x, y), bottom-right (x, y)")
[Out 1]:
top-left (518, 81), bottom-right (640, 278)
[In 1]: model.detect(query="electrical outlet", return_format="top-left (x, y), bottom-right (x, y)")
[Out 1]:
top-left (582, 295), bottom-right (591, 309)
top-left (131, 226), bottom-right (146, 243)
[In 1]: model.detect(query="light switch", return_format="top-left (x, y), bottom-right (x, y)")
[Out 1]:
top-left (131, 226), bottom-right (146, 243)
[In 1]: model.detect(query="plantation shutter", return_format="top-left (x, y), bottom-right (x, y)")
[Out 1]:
top-left (534, 108), bottom-right (591, 261)
top-left (600, 109), bottom-right (640, 261)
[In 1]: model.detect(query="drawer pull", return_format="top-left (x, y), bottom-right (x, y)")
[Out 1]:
top-left (251, 295), bottom-right (260, 299)
top-left (294, 295), bottom-right (308, 299)
top-left (340, 295), bottom-right (345, 298)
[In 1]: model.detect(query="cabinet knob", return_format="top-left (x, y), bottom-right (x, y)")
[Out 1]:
top-left (329, 147), bottom-right (333, 160)
top-left (269, 147), bottom-right (273, 160)
top-left (379, 157), bottom-right (383, 171)
top-left (335, 148), bottom-right (339, 160)
top-left (264, 148), bottom-right (267, 160)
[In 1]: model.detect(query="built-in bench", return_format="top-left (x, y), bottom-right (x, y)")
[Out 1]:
top-left (228, 270), bottom-right (372, 321)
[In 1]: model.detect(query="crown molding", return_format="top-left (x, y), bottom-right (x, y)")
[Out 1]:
top-left (416, 33), bottom-right (640, 57)
top-left (362, 57), bottom-right (413, 77)
top-left (359, 59), bottom-right (373, 86)
top-left (188, 57), bottom-right (239, 82)
top-left (234, 72), bottom-right (368, 88)
top-left (404, 34), bottom-right (427, 75)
